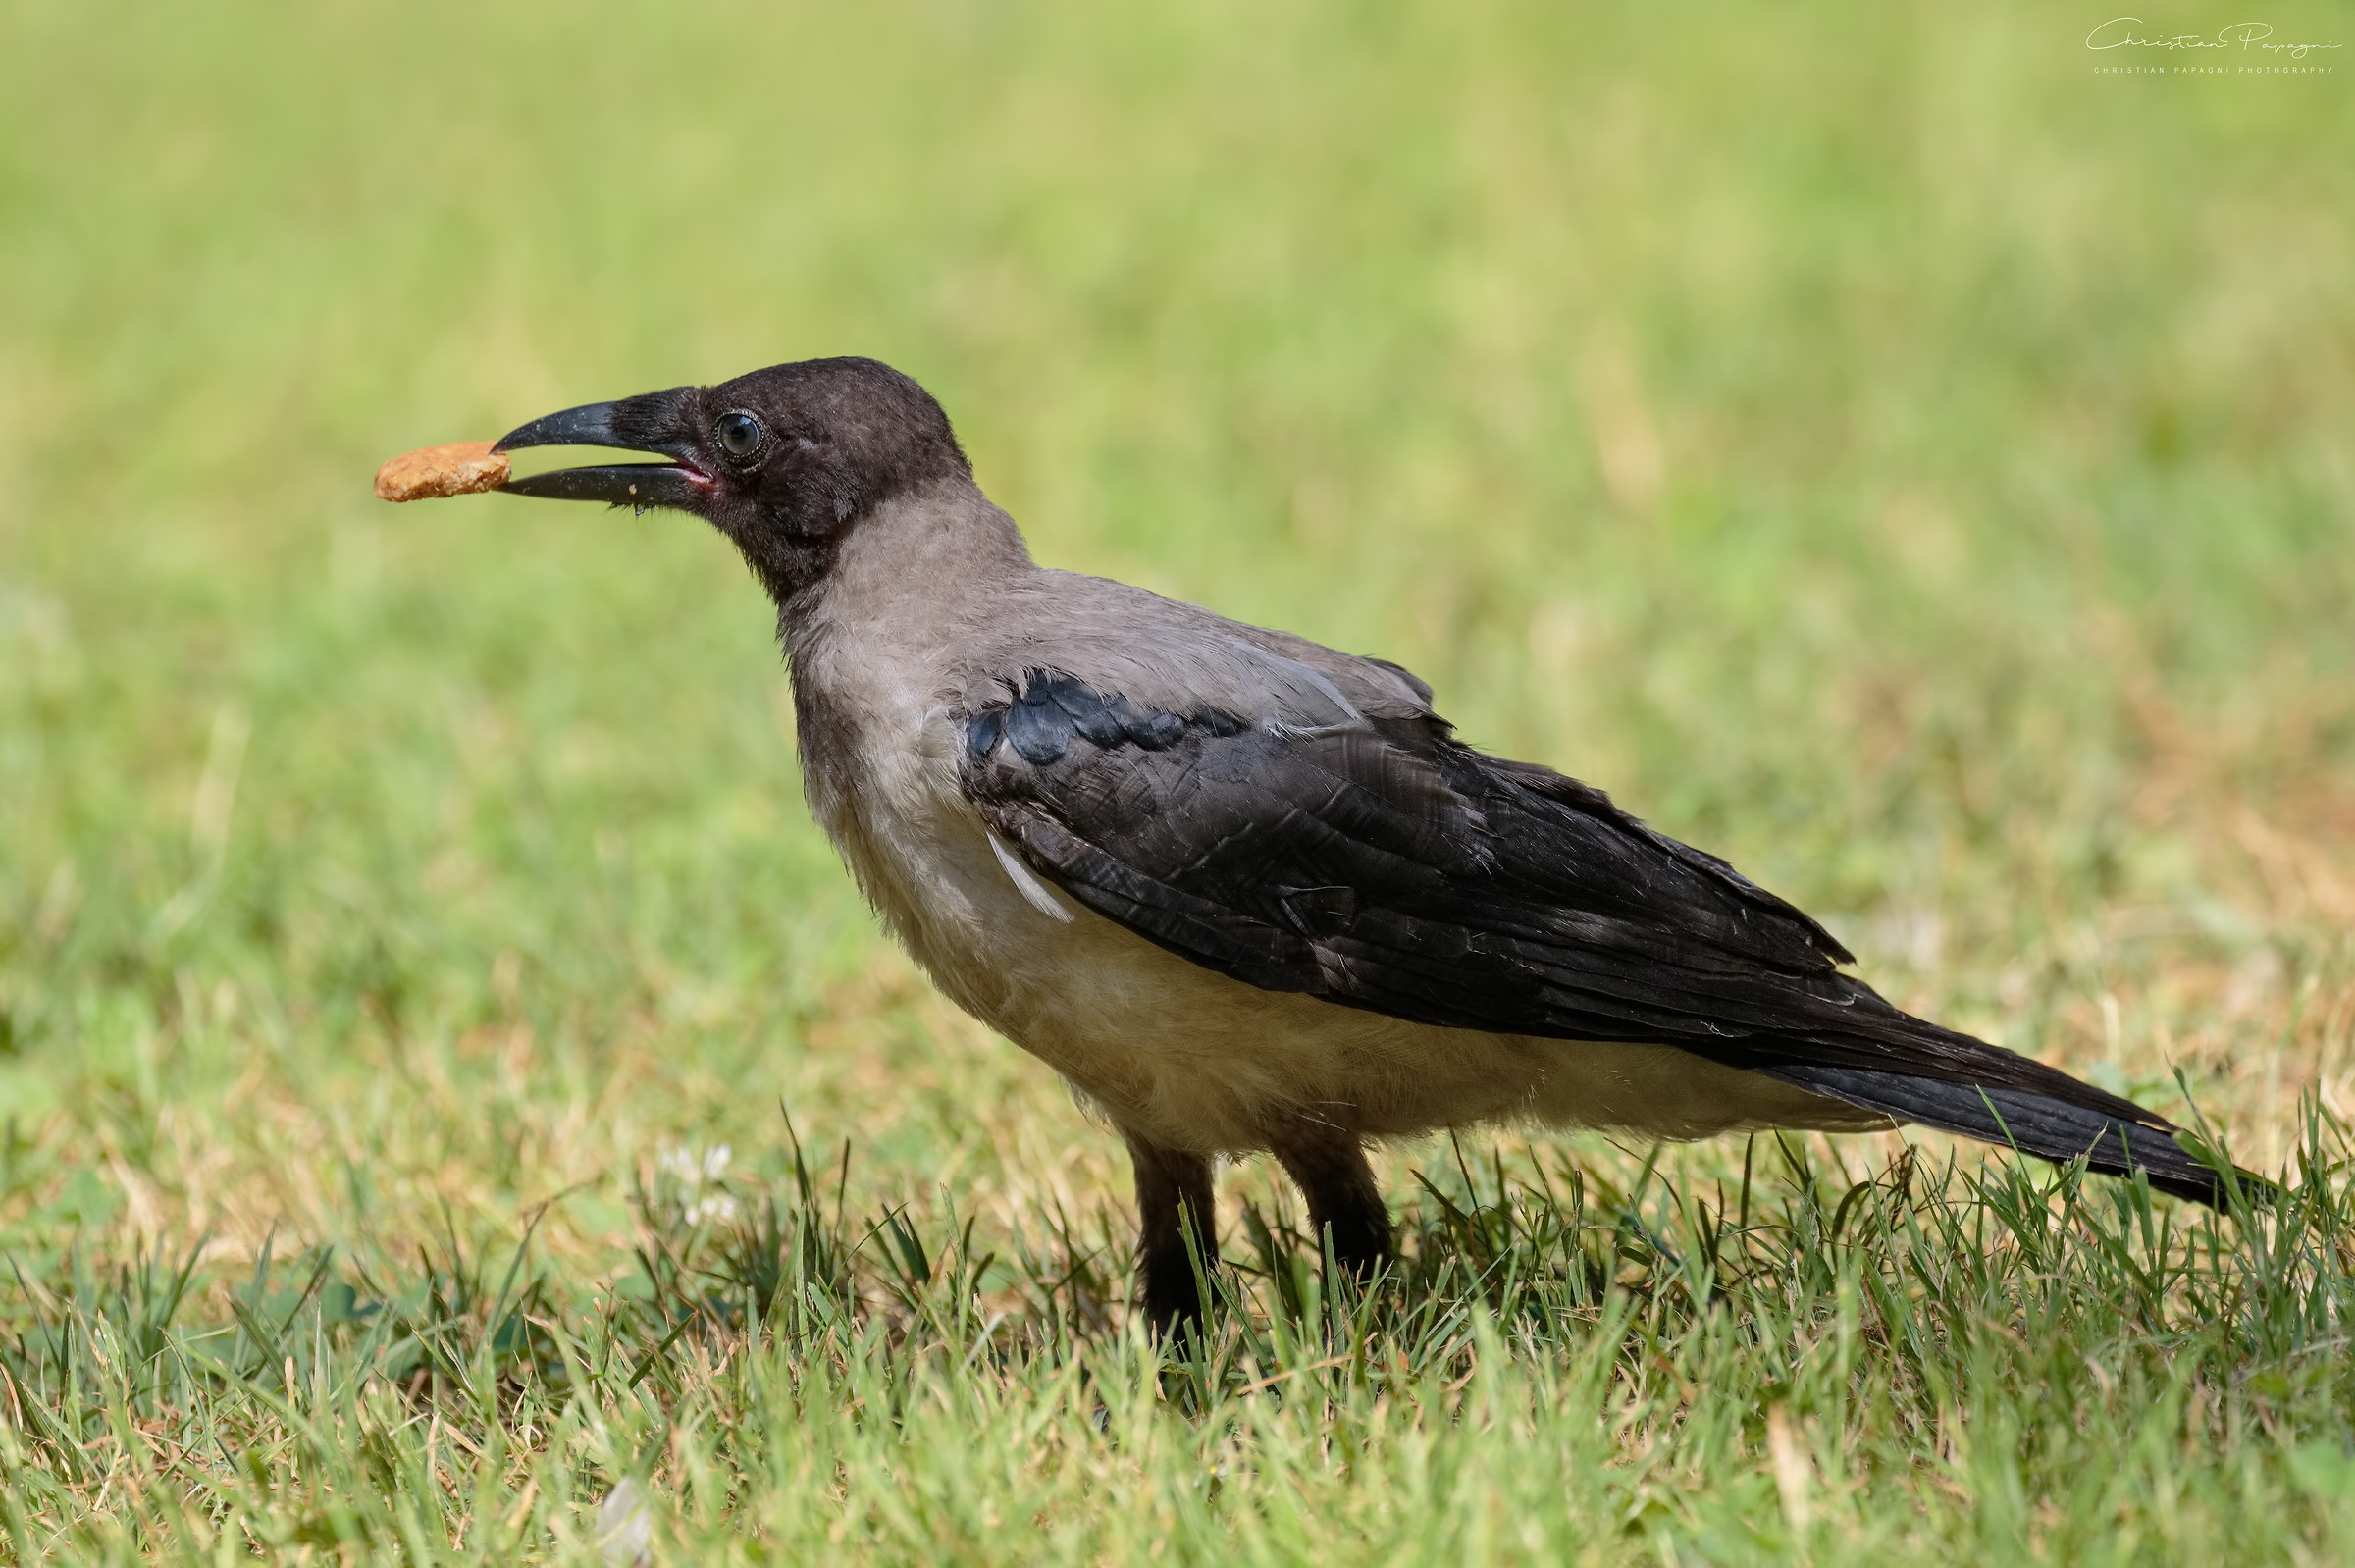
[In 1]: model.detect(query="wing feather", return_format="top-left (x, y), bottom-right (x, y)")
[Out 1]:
top-left (961, 666), bottom-right (2252, 1203)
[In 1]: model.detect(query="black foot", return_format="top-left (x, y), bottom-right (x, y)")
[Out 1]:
top-left (1125, 1134), bottom-right (1218, 1337)
top-left (1271, 1123), bottom-right (1391, 1279)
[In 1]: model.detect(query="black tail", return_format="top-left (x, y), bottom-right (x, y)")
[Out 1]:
top-left (1760, 1061), bottom-right (2266, 1208)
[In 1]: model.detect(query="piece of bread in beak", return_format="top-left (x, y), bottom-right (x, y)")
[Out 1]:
top-left (375, 440), bottom-right (510, 501)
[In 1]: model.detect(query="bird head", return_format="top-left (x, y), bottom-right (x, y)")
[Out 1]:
top-left (494, 357), bottom-right (971, 599)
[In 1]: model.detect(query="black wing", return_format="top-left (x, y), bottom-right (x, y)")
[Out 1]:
top-left (963, 669), bottom-right (2249, 1205)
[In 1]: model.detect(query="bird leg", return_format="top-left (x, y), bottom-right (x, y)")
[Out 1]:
top-left (1125, 1133), bottom-right (1218, 1335)
top-left (1270, 1124), bottom-right (1392, 1279)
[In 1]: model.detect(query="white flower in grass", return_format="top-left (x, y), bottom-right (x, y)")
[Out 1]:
top-left (656, 1142), bottom-right (731, 1185)
top-left (656, 1143), bottom-right (737, 1225)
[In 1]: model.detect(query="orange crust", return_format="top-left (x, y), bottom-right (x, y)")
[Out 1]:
top-left (374, 440), bottom-right (511, 501)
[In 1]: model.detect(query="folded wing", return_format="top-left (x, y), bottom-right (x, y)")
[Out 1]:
top-left (961, 665), bottom-right (2249, 1205)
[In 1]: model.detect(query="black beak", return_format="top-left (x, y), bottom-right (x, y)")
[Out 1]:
top-left (494, 390), bottom-right (711, 510)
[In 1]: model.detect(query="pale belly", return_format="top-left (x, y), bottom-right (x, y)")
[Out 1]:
top-left (852, 789), bottom-right (1883, 1156)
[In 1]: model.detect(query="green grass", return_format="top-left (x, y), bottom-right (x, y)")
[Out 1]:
top-left (3, 0), bottom-right (2353, 1560)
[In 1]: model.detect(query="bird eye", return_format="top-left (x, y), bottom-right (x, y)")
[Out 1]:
top-left (715, 410), bottom-right (764, 460)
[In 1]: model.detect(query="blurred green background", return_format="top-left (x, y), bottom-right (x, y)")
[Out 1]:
top-left (1, 0), bottom-right (2350, 1267)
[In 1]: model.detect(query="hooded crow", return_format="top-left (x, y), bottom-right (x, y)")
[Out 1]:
top-left (493, 356), bottom-right (2255, 1330)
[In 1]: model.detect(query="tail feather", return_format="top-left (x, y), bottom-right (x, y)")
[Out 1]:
top-left (1760, 1062), bottom-right (2264, 1208)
